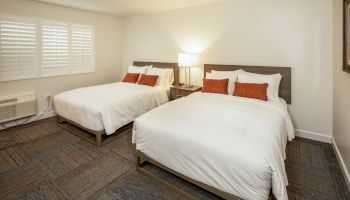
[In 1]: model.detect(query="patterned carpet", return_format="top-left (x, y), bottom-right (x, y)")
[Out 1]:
top-left (0, 117), bottom-right (349, 200)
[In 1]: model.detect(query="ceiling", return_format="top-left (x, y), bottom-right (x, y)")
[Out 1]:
top-left (34, 0), bottom-right (224, 17)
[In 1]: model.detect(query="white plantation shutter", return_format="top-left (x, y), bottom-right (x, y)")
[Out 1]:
top-left (71, 25), bottom-right (94, 73)
top-left (0, 15), bottom-right (95, 81)
top-left (0, 17), bottom-right (38, 81)
top-left (41, 22), bottom-right (69, 76)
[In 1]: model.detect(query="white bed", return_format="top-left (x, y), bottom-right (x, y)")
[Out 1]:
top-left (132, 92), bottom-right (295, 200)
top-left (54, 82), bottom-right (169, 135)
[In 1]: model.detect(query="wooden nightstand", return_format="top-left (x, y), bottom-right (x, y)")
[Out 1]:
top-left (170, 85), bottom-right (202, 100)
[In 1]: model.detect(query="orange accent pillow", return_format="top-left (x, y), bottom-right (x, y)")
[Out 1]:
top-left (233, 82), bottom-right (268, 101)
top-left (202, 79), bottom-right (229, 94)
top-left (138, 74), bottom-right (159, 87)
top-left (122, 73), bottom-right (140, 83)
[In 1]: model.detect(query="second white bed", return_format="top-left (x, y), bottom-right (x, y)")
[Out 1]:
top-left (132, 92), bottom-right (294, 200)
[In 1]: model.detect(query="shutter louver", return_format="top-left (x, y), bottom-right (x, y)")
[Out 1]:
top-left (71, 25), bottom-right (94, 73)
top-left (41, 22), bottom-right (69, 76)
top-left (0, 17), bottom-right (38, 81)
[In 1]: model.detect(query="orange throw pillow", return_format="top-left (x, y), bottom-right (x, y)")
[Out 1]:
top-left (202, 79), bottom-right (229, 94)
top-left (138, 74), bottom-right (159, 87)
top-left (122, 73), bottom-right (140, 83)
top-left (233, 82), bottom-right (268, 101)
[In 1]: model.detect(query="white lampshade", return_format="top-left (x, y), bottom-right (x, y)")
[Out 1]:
top-left (178, 53), bottom-right (198, 68)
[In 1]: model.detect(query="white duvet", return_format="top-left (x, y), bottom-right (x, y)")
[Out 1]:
top-left (132, 92), bottom-right (294, 200)
top-left (54, 82), bottom-right (169, 135)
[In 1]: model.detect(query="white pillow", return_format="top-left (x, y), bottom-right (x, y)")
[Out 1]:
top-left (211, 69), bottom-right (244, 75)
top-left (165, 68), bottom-right (174, 86)
top-left (146, 67), bottom-right (173, 86)
top-left (238, 71), bottom-right (282, 102)
top-left (206, 72), bottom-right (237, 95)
top-left (154, 67), bottom-right (174, 86)
top-left (127, 65), bottom-right (150, 74)
top-left (209, 70), bottom-right (240, 95)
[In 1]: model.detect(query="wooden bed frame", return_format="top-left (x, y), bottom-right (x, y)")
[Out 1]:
top-left (137, 151), bottom-right (243, 200)
top-left (204, 64), bottom-right (291, 103)
top-left (57, 61), bottom-right (179, 146)
top-left (137, 64), bottom-right (290, 199)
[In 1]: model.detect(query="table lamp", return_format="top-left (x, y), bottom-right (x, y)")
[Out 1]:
top-left (178, 53), bottom-right (198, 88)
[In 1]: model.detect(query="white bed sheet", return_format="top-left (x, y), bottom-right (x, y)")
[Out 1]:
top-left (132, 92), bottom-right (295, 200)
top-left (54, 82), bottom-right (169, 135)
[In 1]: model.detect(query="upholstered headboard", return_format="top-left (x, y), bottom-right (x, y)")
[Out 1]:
top-left (204, 64), bottom-right (291, 104)
top-left (133, 61), bottom-right (179, 86)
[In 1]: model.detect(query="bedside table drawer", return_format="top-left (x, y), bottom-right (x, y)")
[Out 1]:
top-left (170, 89), bottom-right (192, 100)
top-left (170, 86), bottom-right (202, 100)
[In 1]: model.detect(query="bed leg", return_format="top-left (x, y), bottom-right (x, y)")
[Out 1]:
top-left (57, 116), bottom-right (61, 127)
top-left (137, 153), bottom-right (146, 167)
top-left (137, 156), bottom-right (142, 167)
top-left (96, 134), bottom-right (102, 147)
top-left (57, 116), bottom-right (64, 123)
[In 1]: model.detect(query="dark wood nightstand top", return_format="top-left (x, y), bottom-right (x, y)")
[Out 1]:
top-left (170, 85), bottom-right (202, 92)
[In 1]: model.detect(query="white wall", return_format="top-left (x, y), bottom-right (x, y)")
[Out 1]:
top-left (0, 0), bottom-right (336, 143)
top-left (123, 0), bottom-right (333, 140)
top-left (0, 0), bottom-right (123, 121)
top-left (333, 0), bottom-right (350, 185)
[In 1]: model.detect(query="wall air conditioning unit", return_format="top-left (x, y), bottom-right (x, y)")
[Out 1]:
top-left (0, 93), bottom-right (37, 123)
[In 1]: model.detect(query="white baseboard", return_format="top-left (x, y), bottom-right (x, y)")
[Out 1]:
top-left (295, 129), bottom-right (332, 143)
top-left (0, 110), bottom-right (56, 131)
top-left (332, 138), bottom-right (350, 191)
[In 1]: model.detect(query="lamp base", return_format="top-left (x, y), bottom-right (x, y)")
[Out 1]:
top-left (181, 84), bottom-right (193, 88)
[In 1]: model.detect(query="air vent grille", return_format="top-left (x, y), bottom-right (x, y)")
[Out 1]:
top-left (0, 105), bottom-right (16, 122)
top-left (0, 93), bottom-right (36, 123)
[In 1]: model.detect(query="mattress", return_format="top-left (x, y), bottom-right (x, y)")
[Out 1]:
top-left (54, 82), bottom-right (169, 135)
top-left (132, 92), bottom-right (294, 200)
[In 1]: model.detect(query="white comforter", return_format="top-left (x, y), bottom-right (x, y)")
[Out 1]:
top-left (54, 82), bottom-right (169, 135)
top-left (132, 92), bottom-right (294, 200)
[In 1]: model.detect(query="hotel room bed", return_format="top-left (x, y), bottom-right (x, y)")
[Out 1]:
top-left (55, 82), bottom-right (169, 135)
top-left (133, 64), bottom-right (293, 200)
top-left (54, 61), bottom-right (179, 146)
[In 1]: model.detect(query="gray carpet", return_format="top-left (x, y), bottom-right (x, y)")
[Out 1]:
top-left (0, 117), bottom-right (349, 200)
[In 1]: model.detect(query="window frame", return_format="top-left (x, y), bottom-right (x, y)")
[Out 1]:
top-left (0, 16), bottom-right (39, 81)
top-left (0, 14), bottom-right (95, 82)
top-left (70, 23), bottom-right (95, 75)
top-left (344, 0), bottom-right (350, 72)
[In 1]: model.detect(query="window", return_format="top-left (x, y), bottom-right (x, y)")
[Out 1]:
top-left (0, 17), bottom-right (38, 81)
top-left (0, 15), bottom-right (95, 81)
top-left (42, 22), bottom-right (69, 76)
top-left (71, 25), bottom-right (94, 73)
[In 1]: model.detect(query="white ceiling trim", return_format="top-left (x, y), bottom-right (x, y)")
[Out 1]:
top-left (34, 0), bottom-right (225, 17)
